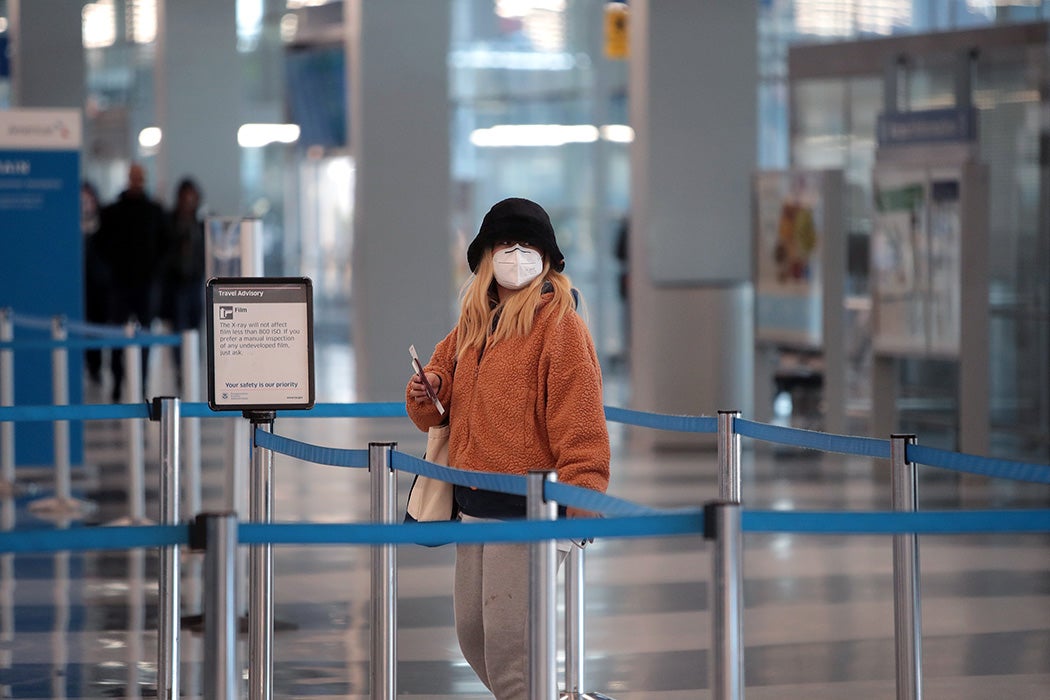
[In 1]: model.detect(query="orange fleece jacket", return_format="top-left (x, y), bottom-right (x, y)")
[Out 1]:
top-left (406, 296), bottom-right (610, 494)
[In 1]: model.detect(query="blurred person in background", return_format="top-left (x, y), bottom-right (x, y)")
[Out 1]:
top-left (81, 180), bottom-right (110, 387)
top-left (96, 163), bottom-right (168, 402)
top-left (161, 177), bottom-right (206, 392)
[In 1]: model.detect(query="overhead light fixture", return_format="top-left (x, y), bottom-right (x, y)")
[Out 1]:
top-left (238, 123), bottom-right (301, 148)
top-left (470, 124), bottom-right (633, 147)
top-left (138, 126), bottom-right (162, 148)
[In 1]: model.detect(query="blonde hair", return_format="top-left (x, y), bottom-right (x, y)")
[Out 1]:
top-left (455, 251), bottom-right (576, 361)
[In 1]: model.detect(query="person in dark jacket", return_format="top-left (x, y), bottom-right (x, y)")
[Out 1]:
top-left (161, 177), bottom-right (206, 391)
top-left (96, 163), bottom-right (168, 402)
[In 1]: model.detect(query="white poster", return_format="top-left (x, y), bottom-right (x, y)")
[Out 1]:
top-left (753, 170), bottom-right (827, 347)
top-left (207, 278), bottom-right (314, 410)
top-left (871, 167), bottom-right (962, 358)
top-left (872, 170), bottom-right (927, 355)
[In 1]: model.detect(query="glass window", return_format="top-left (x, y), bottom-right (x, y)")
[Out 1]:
top-left (450, 0), bottom-right (629, 364)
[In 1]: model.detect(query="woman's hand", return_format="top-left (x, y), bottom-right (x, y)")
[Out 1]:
top-left (408, 372), bottom-right (441, 404)
top-left (566, 506), bottom-right (597, 519)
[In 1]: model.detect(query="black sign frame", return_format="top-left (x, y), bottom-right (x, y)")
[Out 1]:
top-left (206, 276), bottom-right (315, 412)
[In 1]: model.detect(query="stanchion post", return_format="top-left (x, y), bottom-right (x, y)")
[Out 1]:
top-left (718, 410), bottom-right (741, 502)
top-left (227, 417), bottom-right (251, 621)
top-left (201, 512), bottom-right (239, 700)
top-left (51, 547), bottom-right (71, 700)
top-left (705, 501), bottom-right (744, 700)
top-left (0, 493), bottom-right (14, 697)
top-left (128, 546), bottom-right (145, 699)
top-left (181, 329), bottom-right (202, 519)
top-left (891, 434), bottom-right (923, 700)
top-left (51, 316), bottom-right (72, 504)
top-left (563, 543), bottom-right (585, 697)
top-left (248, 413), bottom-right (276, 700)
top-left (527, 470), bottom-right (558, 700)
top-left (156, 398), bottom-right (181, 700)
top-left (561, 541), bottom-right (617, 700)
top-left (0, 308), bottom-right (14, 490)
top-left (369, 442), bottom-right (397, 700)
top-left (125, 321), bottom-right (146, 523)
top-left (29, 317), bottom-right (95, 518)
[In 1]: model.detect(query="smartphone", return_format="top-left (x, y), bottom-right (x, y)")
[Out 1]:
top-left (410, 345), bottom-right (445, 415)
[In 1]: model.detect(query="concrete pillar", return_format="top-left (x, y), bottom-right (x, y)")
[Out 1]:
top-left (346, 1), bottom-right (452, 401)
top-left (156, 0), bottom-right (242, 215)
top-left (7, 0), bottom-right (85, 110)
top-left (628, 1), bottom-right (757, 448)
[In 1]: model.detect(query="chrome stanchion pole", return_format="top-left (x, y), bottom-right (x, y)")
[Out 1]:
top-left (0, 308), bottom-right (14, 493)
top-left (179, 331), bottom-right (203, 631)
top-left (706, 501), bottom-right (744, 700)
top-left (563, 543), bottom-right (585, 698)
top-left (51, 316), bottom-right (71, 504)
top-left (126, 322), bottom-right (147, 523)
top-left (227, 417), bottom-right (251, 622)
top-left (369, 442), bottom-right (397, 700)
top-left (0, 494), bottom-right (14, 697)
top-left (127, 545), bottom-right (145, 699)
top-left (30, 317), bottom-right (92, 517)
top-left (718, 410), bottom-right (741, 502)
top-left (51, 543), bottom-right (71, 700)
top-left (713, 409), bottom-right (744, 700)
top-left (181, 330), bottom-right (202, 519)
top-left (560, 543), bottom-right (616, 700)
top-left (528, 470), bottom-right (558, 700)
top-left (202, 512), bottom-right (239, 700)
top-left (156, 398), bottom-right (181, 700)
top-left (891, 434), bottom-right (923, 700)
top-left (248, 414), bottom-right (276, 700)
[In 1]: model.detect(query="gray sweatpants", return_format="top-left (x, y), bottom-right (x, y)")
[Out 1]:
top-left (454, 532), bottom-right (569, 700)
top-left (454, 541), bottom-right (530, 699)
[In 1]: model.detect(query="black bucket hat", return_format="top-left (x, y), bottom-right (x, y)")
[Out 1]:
top-left (466, 197), bottom-right (565, 273)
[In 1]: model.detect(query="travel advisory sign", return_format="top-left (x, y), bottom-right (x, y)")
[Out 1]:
top-left (206, 277), bottom-right (315, 411)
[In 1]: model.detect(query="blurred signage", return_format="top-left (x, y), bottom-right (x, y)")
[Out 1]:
top-left (877, 107), bottom-right (976, 147)
top-left (0, 109), bottom-right (83, 465)
top-left (604, 2), bottom-right (628, 59)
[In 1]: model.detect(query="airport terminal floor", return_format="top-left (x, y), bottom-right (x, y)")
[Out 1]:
top-left (2, 334), bottom-right (1049, 699)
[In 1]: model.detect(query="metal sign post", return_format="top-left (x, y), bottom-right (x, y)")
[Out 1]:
top-left (205, 277), bottom-right (315, 700)
top-left (248, 413), bottom-right (275, 700)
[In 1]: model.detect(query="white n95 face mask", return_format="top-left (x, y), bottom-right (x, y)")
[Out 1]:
top-left (492, 246), bottom-right (543, 289)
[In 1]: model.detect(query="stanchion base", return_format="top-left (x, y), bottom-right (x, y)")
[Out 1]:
top-left (181, 613), bottom-right (299, 634)
top-left (27, 496), bottom-right (97, 519)
top-left (559, 692), bottom-right (618, 699)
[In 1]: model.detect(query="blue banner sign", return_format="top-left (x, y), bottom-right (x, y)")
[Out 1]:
top-left (0, 110), bottom-right (83, 466)
top-left (877, 107), bottom-right (977, 147)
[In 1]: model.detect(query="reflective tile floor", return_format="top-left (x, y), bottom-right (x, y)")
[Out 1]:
top-left (0, 344), bottom-right (1048, 699)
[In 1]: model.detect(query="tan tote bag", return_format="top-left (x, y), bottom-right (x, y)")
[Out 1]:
top-left (405, 424), bottom-right (455, 522)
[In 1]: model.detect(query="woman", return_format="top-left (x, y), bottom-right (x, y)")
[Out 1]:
top-left (406, 197), bottom-right (610, 700)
